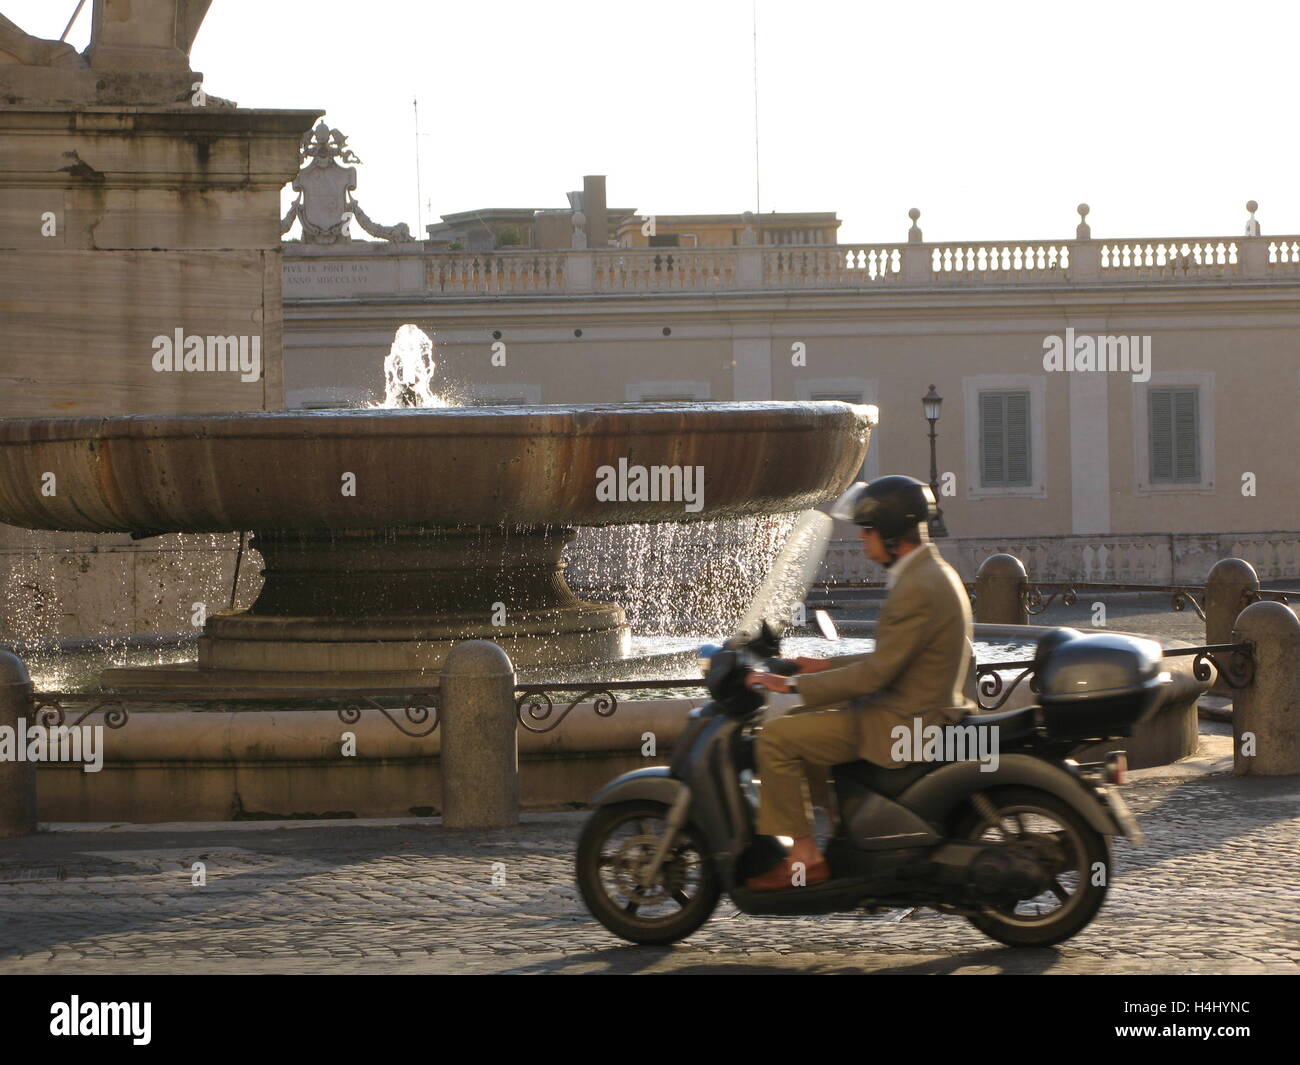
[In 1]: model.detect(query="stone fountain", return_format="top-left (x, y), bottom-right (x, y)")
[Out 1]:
top-left (0, 402), bottom-right (874, 690)
top-left (0, 4), bottom-right (874, 697)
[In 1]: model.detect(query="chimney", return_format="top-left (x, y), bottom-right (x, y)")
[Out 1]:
top-left (583, 175), bottom-right (608, 248)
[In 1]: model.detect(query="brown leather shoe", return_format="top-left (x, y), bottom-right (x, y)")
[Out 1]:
top-left (743, 857), bottom-right (831, 892)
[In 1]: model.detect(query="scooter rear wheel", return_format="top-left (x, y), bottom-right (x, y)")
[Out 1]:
top-left (576, 800), bottom-right (720, 945)
top-left (954, 786), bottom-right (1113, 948)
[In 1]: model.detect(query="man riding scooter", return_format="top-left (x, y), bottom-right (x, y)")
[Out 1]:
top-left (743, 475), bottom-right (975, 891)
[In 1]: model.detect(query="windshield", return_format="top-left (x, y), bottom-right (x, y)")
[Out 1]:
top-left (732, 509), bottom-right (831, 644)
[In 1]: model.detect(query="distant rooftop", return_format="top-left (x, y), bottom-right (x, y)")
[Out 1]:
top-left (423, 175), bottom-right (840, 251)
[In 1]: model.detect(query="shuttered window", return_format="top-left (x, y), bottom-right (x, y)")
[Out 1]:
top-left (979, 391), bottom-right (1031, 487)
top-left (1149, 387), bottom-right (1200, 483)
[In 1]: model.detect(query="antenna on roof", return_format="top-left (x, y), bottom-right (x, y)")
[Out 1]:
top-left (60, 0), bottom-right (89, 42)
top-left (752, 0), bottom-right (762, 219)
top-left (413, 96), bottom-right (423, 238)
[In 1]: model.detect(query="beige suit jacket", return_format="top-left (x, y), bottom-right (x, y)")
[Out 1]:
top-left (794, 542), bottom-right (976, 766)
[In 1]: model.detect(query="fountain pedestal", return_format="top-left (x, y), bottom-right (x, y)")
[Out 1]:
top-left (104, 526), bottom-right (629, 688)
top-left (0, 8), bottom-right (319, 645)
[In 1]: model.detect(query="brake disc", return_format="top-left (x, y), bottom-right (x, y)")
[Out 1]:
top-left (610, 833), bottom-right (670, 901)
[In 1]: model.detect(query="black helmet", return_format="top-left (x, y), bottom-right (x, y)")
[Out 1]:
top-left (830, 475), bottom-right (937, 543)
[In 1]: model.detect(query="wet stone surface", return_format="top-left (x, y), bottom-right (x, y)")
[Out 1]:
top-left (0, 753), bottom-right (1297, 974)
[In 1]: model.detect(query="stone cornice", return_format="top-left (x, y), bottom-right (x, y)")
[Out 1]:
top-left (0, 107), bottom-right (323, 190)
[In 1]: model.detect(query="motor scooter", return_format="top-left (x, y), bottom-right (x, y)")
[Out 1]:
top-left (575, 513), bottom-right (1167, 948)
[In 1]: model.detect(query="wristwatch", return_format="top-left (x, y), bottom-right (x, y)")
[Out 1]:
top-left (787, 675), bottom-right (800, 693)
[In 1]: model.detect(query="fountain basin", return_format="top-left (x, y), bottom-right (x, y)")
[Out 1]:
top-left (0, 402), bottom-right (874, 684)
top-left (0, 404), bottom-right (872, 531)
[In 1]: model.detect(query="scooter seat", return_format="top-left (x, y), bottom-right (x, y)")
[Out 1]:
top-left (832, 760), bottom-right (933, 798)
top-left (956, 705), bottom-right (1038, 742)
top-left (831, 707), bottom-right (1039, 798)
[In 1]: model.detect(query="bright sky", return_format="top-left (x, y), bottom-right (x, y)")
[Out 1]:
top-left (10, 0), bottom-right (1300, 242)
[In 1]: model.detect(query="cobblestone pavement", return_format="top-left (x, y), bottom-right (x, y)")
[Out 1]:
top-left (1, 735), bottom-right (1297, 975)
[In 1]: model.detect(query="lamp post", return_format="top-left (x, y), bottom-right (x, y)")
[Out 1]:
top-left (922, 385), bottom-right (948, 537)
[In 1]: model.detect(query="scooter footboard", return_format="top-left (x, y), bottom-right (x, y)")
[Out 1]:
top-left (899, 754), bottom-right (1125, 837)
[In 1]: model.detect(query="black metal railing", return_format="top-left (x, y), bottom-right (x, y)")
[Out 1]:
top-left (31, 688), bottom-right (442, 738)
top-left (30, 638), bottom-right (1255, 742)
top-left (972, 640), bottom-right (1255, 711)
top-left (1161, 642), bottom-right (1255, 688)
top-left (515, 683), bottom-right (626, 733)
top-left (1020, 583), bottom-right (1208, 620)
top-left (972, 660), bottom-right (1037, 711)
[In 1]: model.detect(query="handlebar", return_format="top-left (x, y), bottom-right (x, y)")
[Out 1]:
top-left (699, 639), bottom-right (800, 708)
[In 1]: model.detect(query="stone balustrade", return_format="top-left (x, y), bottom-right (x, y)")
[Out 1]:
top-left (820, 532), bottom-right (1300, 585)
top-left (427, 251), bottom-right (568, 294)
top-left (285, 234), bottom-right (1300, 300)
top-left (595, 247), bottom-right (739, 291)
top-left (927, 241), bottom-right (1070, 281)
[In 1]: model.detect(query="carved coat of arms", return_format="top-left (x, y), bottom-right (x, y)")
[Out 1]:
top-left (282, 122), bottom-right (410, 244)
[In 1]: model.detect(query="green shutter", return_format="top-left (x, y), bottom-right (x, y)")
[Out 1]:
top-left (1005, 392), bottom-right (1030, 484)
top-left (980, 393), bottom-right (1005, 485)
top-left (1150, 390), bottom-right (1173, 481)
top-left (1149, 387), bottom-right (1199, 483)
top-left (980, 391), bottom-right (1031, 487)
top-left (1173, 389), bottom-right (1199, 481)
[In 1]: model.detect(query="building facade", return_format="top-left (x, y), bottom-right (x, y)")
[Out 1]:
top-left (282, 218), bottom-right (1300, 585)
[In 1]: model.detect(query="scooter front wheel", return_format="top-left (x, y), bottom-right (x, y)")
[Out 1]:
top-left (576, 800), bottom-right (720, 945)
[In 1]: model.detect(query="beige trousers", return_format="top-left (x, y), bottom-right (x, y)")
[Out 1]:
top-left (754, 708), bottom-right (861, 838)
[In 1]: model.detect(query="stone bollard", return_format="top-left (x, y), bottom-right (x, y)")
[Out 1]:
top-left (439, 640), bottom-right (519, 828)
top-left (1231, 601), bottom-right (1300, 776)
top-left (0, 650), bottom-right (37, 838)
top-left (1205, 558), bottom-right (1259, 696)
top-left (974, 553), bottom-right (1028, 625)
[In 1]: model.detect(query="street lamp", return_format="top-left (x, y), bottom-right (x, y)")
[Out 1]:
top-left (922, 385), bottom-right (948, 537)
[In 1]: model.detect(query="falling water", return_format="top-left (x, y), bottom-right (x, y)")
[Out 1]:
top-left (566, 514), bottom-right (800, 639)
top-left (364, 326), bottom-right (802, 642)
top-left (2, 528), bottom-right (253, 690)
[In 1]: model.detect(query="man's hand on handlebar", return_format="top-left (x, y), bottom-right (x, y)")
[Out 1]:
top-left (745, 670), bottom-right (794, 694)
top-left (791, 656), bottom-right (831, 674)
top-left (744, 654), bottom-right (835, 692)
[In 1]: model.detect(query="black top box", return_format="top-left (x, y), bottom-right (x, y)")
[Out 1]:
top-left (1033, 629), bottom-right (1170, 741)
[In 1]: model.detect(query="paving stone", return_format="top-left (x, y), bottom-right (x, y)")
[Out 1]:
top-left (0, 770), bottom-right (1295, 973)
